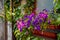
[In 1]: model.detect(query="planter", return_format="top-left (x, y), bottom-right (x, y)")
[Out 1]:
top-left (47, 25), bottom-right (57, 30)
top-left (57, 25), bottom-right (60, 30)
top-left (32, 29), bottom-right (57, 39)
top-left (31, 25), bottom-right (60, 39)
top-left (47, 25), bottom-right (60, 30)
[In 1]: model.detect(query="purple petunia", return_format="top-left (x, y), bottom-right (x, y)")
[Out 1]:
top-left (29, 13), bottom-right (35, 20)
top-left (25, 20), bottom-right (31, 28)
top-left (16, 20), bottom-right (25, 32)
top-left (39, 19), bottom-right (43, 23)
top-left (48, 20), bottom-right (50, 24)
top-left (23, 15), bottom-right (29, 20)
top-left (30, 13), bottom-right (34, 18)
top-left (32, 19), bottom-right (39, 26)
top-left (34, 25), bottom-right (41, 30)
top-left (39, 12), bottom-right (48, 19)
top-left (16, 9), bottom-right (50, 32)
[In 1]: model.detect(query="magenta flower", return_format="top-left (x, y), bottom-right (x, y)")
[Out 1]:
top-left (39, 19), bottom-right (43, 23)
top-left (48, 20), bottom-right (50, 24)
top-left (25, 20), bottom-right (31, 28)
top-left (32, 19), bottom-right (39, 27)
top-left (30, 12), bottom-right (34, 18)
top-left (34, 25), bottom-right (41, 30)
top-left (39, 12), bottom-right (47, 18)
top-left (28, 13), bottom-right (35, 21)
top-left (16, 20), bottom-right (25, 32)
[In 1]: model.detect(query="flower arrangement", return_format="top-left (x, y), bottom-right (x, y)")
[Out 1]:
top-left (16, 9), bottom-right (50, 32)
top-left (4, 0), bottom-right (60, 40)
top-left (13, 9), bottom-right (51, 40)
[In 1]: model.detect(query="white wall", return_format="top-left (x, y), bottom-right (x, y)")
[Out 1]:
top-left (0, 0), bottom-right (5, 40)
top-left (36, 0), bottom-right (54, 13)
top-left (0, 18), bottom-right (5, 40)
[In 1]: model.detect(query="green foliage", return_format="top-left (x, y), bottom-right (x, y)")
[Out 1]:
top-left (48, 13), bottom-right (60, 26)
top-left (56, 15), bottom-right (60, 25)
top-left (4, 0), bottom-right (21, 22)
top-left (54, 0), bottom-right (60, 13)
top-left (54, 0), bottom-right (60, 9)
top-left (4, 0), bottom-right (11, 21)
top-left (24, 0), bottom-right (35, 14)
top-left (53, 0), bottom-right (60, 13)
top-left (57, 33), bottom-right (60, 40)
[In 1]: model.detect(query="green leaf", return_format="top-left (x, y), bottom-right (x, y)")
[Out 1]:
top-left (57, 33), bottom-right (60, 40)
top-left (27, 37), bottom-right (30, 40)
top-left (54, 0), bottom-right (60, 9)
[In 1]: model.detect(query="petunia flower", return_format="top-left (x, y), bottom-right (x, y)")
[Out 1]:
top-left (16, 20), bottom-right (25, 32)
top-left (25, 20), bottom-right (31, 28)
top-left (30, 13), bottom-right (34, 18)
top-left (48, 20), bottom-right (50, 24)
top-left (32, 19), bottom-right (39, 26)
top-left (39, 19), bottom-right (43, 23)
top-left (29, 12), bottom-right (35, 20)
top-left (39, 12), bottom-right (48, 20)
top-left (43, 9), bottom-right (48, 12)
top-left (23, 15), bottom-right (29, 20)
top-left (34, 25), bottom-right (41, 30)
